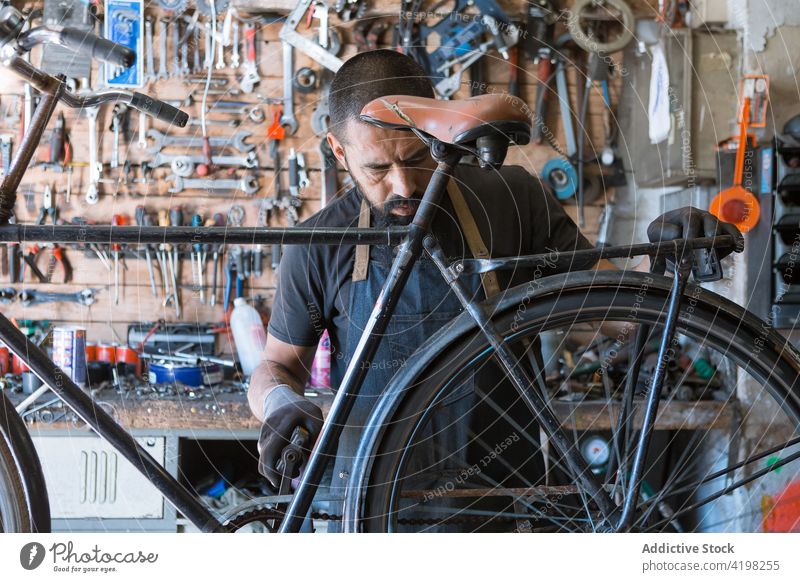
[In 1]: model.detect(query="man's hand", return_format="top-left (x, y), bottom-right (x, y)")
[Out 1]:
top-left (647, 207), bottom-right (744, 259)
top-left (257, 385), bottom-right (323, 489)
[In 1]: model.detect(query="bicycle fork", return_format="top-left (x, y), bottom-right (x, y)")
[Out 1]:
top-left (425, 236), bottom-right (694, 531)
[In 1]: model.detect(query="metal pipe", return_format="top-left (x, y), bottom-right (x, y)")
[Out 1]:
top-left (14, 382), bottom-right (51, 415)
top-left (0, 311), bottom-right (226, 532)
top-left (0, 225), bottom-right (410, 245)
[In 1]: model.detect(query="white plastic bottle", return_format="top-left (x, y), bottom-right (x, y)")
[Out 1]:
top-left (230, 298), bottom-right (267, 376)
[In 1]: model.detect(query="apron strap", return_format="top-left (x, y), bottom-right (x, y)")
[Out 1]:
top-left (446, 180), bottom-right (501, 299)
top-left (351, 181), bottom-right (500, 299)
top-left (352, 197), bottom-right (371, 282)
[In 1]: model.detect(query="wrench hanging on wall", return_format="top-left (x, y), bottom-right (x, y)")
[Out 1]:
top-left (84, 106), bottom-right (102, 205)
top-left (239, 24), bottom-right (260, 93)
top-left (279, 0), bottom-right (343, 73)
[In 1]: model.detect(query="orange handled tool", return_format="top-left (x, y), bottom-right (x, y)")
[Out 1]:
top-left (709, 97), bottom-right (760, 233)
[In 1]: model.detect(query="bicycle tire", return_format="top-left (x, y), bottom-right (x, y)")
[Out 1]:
top-left (347, 271), bottom-right (800, 532)
top-left (0, 390), bottom-right (51, 532)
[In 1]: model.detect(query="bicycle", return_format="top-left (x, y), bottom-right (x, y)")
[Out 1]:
top-left (0, 5), bottom-right (799, 533)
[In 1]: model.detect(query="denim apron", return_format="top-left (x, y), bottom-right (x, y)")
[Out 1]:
top-left (323, 182), bottom-right (500, 531)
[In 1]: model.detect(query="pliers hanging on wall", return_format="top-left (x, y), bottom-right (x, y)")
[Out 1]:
top-left (22, 243), bottom-right (72, 284)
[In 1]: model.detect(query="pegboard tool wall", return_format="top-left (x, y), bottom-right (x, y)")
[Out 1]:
top-left (0, 0), bottom-right (648, 351)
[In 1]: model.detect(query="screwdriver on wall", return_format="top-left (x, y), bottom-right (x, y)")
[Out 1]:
top-left (111, 214), bottom-right (126, 305)
top-left (158, 209), bottom-right (176, 312)
top-left (201, 215), bottom-right (216, 304)
top-left (169, 206), bottom-right (183, 316)
top-left (191, 213), bottom-right (205, 304)
top-left (210, 212), bottom-right (225, 307)
top-left (135, 206), bottom-right (158, 297)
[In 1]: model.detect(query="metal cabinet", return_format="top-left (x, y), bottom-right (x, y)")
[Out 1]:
top-left (30, 431), bottom-right (178, 531)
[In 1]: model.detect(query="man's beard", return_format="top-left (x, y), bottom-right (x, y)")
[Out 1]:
top-left (353, 179), bottom-right (424, 227)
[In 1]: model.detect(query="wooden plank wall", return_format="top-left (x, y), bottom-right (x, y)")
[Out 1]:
top-left (0, 0), bottom-right (649, 351)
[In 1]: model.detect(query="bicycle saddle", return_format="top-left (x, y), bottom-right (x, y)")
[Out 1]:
top-left (359, 93), bottom-right (532, 168)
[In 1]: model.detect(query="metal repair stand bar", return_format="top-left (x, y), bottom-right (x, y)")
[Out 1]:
top-left (424, 234), bottom-right (620, 526)
top-left (615, 255), bottom-right (692, 531)
top-left (0, 313), bottom-right (226, 532)
top-left (0, 226), bottom-right (733, 257)
top-left (277, 144), bottom-right (461, 533)
top-left (0, 225), bottom-right (409, 245)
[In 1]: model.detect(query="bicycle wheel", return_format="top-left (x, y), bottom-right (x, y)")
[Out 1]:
top-left (0, 390), bottom-right (50, 532)
top-left (354, 271), bottom-right (800, 532)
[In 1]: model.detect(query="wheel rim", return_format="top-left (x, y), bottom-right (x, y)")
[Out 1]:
top-left (363, 295), bottom-right (800, 533)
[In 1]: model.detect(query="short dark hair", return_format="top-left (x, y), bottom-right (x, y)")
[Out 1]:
top-left (328, 49), bottom-right (434, 143)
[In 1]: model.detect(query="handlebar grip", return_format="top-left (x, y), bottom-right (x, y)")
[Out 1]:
top-left (130, 93), bottom-right (189, 127)
top-left (60, 28), bottom-right (135, 68)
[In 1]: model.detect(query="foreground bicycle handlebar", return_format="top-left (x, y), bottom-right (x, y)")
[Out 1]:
top-left (0, 5), bottom-right (188, 225)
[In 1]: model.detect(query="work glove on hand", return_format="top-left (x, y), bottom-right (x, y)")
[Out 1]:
top-left (647, 207), bottom-right (745, 260)
top-left (257, 385), bottom-right (323, 490)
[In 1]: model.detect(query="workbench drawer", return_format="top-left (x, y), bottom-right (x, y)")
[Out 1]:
top-left (31, 435), bottom-right (166, 519)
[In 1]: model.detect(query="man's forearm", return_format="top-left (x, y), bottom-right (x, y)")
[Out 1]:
top-left (248, 361), bottom-right (306, 422)
top-left (595, 255), bottom-right (651, 337)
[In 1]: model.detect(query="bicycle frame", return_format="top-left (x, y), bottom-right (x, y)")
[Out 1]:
top-left (0, 138), bottom-right (735, 535)
top-left (0, 22), bottom-right (737, 532)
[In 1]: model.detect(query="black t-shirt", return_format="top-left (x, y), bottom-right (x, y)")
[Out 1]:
top-left (267, 163), bottom-right (595, 349)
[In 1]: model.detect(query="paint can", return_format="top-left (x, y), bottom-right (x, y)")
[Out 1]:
top-left (96, 344), bottom-right (117, 364)
top-left (115, 345), bottom-right (141, 378)
top-left (0, 344), bottom-right (9, 375)
top-left (52, 326), bottom-right (87, 387)
top-left (12, 353), bottom-right (29, 375)
top-left (147, 362), bottom-right (223, 388)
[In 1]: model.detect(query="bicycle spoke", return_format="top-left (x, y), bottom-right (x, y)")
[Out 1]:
top-left (401, 447), bottom-right (562, 532)
top-left (565, 402), bottom-right (599, 532)
top-left (466, 431), bottom-right (582, 531)
top-left (473, 385), bottom-right (586, 491)
top-left (632, 427), bottom-right (708, 529)
top-left (643, 439), bottom-right (800, 530)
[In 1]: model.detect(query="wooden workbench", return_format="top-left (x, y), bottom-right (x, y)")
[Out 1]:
top-left (7, 384), bottom-right (738, 433)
